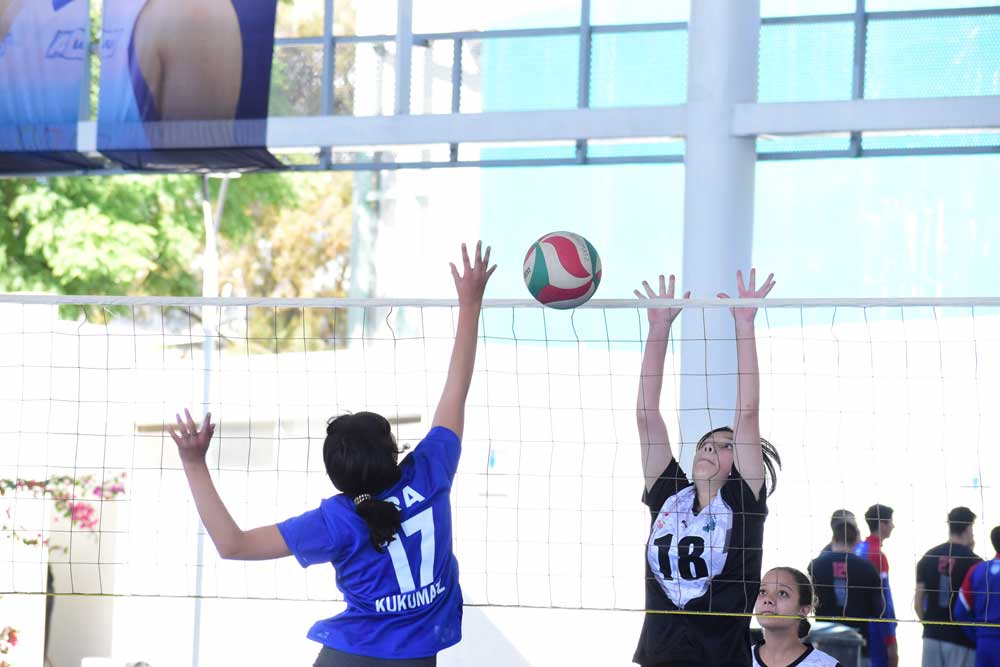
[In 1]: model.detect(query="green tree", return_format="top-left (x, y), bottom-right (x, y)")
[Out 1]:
top-left (0, 173), bottom-right (295, 296)
top-left (219, 172), bottom-right (354, 350)
top-left (3, 0), bottom-right (356, 347)
top-left (269, 0), bottom-right (356, 116)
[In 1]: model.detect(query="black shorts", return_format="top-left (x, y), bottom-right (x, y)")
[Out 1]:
top-left (313, 647), bottom-right (437, 667)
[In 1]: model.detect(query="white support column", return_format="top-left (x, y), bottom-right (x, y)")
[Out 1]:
top-left (394, 0), bottom-right (414, 115)
top-left (192, 173), bottom-right (230, 667)
top-left (678, 0), bottom-right (760, 470)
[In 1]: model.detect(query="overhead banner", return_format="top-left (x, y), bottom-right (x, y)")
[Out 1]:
top-left (0, 0), bottom-right (92, 173)
top-left (97, 0), bottom-right (281, 171)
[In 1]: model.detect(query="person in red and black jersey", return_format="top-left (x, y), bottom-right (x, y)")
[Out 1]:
top-left (915, 506), bottom-right (981, 667)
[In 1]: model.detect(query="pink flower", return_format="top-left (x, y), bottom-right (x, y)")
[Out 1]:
top-left (6, 629), bottom-right (14, 646)
top-left (93, 486), bottom-right (103, 497)
top-left (68, 503), bottom-right (98, 530)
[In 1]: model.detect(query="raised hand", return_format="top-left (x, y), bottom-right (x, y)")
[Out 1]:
top-left (717, 269), bottom-right (775, 325)
top-left (167, 408), bottom-right (216, 465)
top-left (450, 241), bottom-right (497, 306)
top-left (634, 274), bottom-right (690, 328)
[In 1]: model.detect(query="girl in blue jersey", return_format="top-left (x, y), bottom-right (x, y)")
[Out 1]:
top-left (169, 242), bottom-right (496, 666)
top-left (633, 270), bottom-right (781, 667)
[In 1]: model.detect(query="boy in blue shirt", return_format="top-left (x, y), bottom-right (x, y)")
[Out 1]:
top-left (955, 525), bottom-right (1000, 667)
top-left (169, 242), bottom-right (495, 665)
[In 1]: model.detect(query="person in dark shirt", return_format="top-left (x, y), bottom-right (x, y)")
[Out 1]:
top-left (915, 506), bottom-right (981, 667)
top-left (809, 518), bottom-right (887, 665)
top-left (820, 509), bottom-right (858, 554)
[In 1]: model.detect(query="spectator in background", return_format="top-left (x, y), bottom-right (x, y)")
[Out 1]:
top-left (821, 509), bottom-right (859, 554)
top-left (855, 504), bottom-right (898, 667)
top-left (809, 518), bottom-right (887, 667)
top-left (915, 506), bottom-right (981, 667)
top-left (955, 525), bottom-right (1000, 667)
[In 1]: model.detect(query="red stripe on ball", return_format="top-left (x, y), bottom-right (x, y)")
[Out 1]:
top-left (542, 235), bottom-right (590, 279)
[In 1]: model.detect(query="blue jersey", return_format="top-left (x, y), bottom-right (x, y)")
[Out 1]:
top-left (956, 556), bottom-right (1000, 643)
top-left (278, 426), bottom-right (463, 660)
top-left (0, 0), bottom-right (87, 152)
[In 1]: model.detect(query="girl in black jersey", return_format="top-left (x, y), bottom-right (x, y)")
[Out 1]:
top-left (633, 270), bottom-right (780, 667)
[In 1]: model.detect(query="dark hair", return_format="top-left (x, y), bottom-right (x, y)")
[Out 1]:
top-left (696, 427), bottom-right (781, 497)
top-left (864, 504), bottom-right (893, 533)
top-left (948, 507), bottom-right (976, 536)
top-left (991, 525), bottom-right (1000, 553)
top-left (829, 509), bottom-right (855, 531)
top-left (323, 412), bottom-right (403, 552)
top-left (831, 518), bottom-right (860, 546)
top-left (770, 567), bottom-right (816, 639)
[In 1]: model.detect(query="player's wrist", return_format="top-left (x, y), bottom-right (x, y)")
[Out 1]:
top-left (457, 293), bottom-right (483, 309)
top-left (181, 458), bottom-right (209, 473)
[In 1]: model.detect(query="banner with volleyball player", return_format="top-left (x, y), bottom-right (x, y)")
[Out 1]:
top-left (96, 0), bottom-right (282, 171)
top-left (0, 0), bottom-right (93, 173)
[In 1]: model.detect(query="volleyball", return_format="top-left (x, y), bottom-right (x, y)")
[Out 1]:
top-left (523, 231), bottom-right (602, 309)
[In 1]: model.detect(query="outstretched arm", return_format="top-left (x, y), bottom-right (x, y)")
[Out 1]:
top-left (719, 269), bottom-right (775, 499)
top-left (635, 275), bottom-right (689, 492)
top-left (432, 242), bottom-right (496, 439)
top-left (169, 409), bottom-right (290, 561)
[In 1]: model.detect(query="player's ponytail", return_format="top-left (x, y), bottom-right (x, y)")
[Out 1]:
top-left (760, 436), bottom-right (781, 497)
top-left (324, 412), bottom-right (403, 552)
top-left (354, 494), bottom-right (402, 551)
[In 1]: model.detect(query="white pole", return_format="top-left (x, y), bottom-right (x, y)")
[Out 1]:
top-left (678, 0), bottom-right (760, 470)
top-left (192, 173), bottom-right (226, 667)
top-left (394, 0), bottom-right (414, 115)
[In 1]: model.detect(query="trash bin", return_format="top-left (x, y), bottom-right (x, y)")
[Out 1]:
top-left (808, 621), bottom-right (866, 667)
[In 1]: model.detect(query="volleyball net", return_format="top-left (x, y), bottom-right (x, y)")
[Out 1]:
top-left (0, 295), bottom-right (996, 629)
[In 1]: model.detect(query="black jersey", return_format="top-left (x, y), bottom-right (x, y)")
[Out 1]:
top-left (634, 458), bottom-right (768, 666)
top-left (916, 542), bottom-right (981, 648)
top-left (808, 550), bottom-right (883, 653)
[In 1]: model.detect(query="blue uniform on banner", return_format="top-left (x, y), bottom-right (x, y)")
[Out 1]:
top-left (0, 0), bottom-right (86, 152)
top-left (955, 555), bottom-right (1000, 667)
top-left (278, 426), bottom-right (464, 660)
top-left (97, 0), bottom-right (276, 152)
top-left (95, 0), bottom-right (148, 146)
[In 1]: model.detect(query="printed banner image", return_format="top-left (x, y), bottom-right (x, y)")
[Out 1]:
top-left (97, 0), bottom-right (281, 171)
top-left (0, 0), bottom-right (93, 173)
